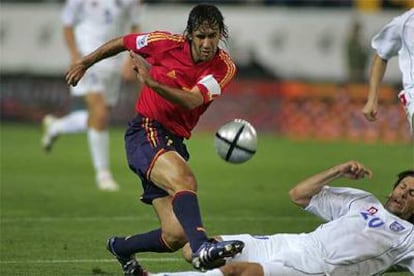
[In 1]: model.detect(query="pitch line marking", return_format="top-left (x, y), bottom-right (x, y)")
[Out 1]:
top-left (0, 257), bottom-right (181, 264)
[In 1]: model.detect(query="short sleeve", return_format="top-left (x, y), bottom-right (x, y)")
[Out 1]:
top-left (61, 0), bottom-right (81, 26)
top-left (305, 186), bottom-right (372, 221)
top-left (371, 15), bottom-right (403, 60)
top-left (123, 31), bottom-right (173, 57)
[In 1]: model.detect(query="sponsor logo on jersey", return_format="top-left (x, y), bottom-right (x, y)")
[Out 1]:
top-left (167, 70), bottom-right (176, 79)
top-left (389, 221), bottom-right (405, 232)
top-left (136, 34), bottom-right (149, 49)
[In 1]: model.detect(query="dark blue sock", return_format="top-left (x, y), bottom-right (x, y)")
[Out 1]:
top-left (172, 190), bottom-right (208, 253)
top-left (114, 229), bottom-right (172, 256)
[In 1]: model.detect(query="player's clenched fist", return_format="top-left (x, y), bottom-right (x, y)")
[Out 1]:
top-left (336, 161), bottom-right (373, 180)
top-left (65, 62), bottom-right (87, 87)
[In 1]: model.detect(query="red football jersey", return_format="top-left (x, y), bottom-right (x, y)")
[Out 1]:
top-left (123, 31), bottom-right (237, 138)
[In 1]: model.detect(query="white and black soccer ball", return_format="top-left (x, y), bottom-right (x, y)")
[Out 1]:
top-left (214, 119), bottom-right (257, 164)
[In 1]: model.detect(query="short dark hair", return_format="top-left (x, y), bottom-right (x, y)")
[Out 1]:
top-left (393, 170), bottom-right (414, 189)
top-left (184, 4), bottom-right (229, 40)
top-left (393, 170), bottom-right (414, 224)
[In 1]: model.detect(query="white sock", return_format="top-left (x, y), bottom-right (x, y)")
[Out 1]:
top-left (50, 110), bottom-right (88, 136)
top-left (87, 128), bottom-right (110, 174)
top-left (150, 269), bottom-right (223, 276)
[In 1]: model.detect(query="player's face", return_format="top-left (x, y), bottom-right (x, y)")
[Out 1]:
top-left (190, 22), bottom-right (222, 63)
top-left (385, 176), bottom-right (414, 220)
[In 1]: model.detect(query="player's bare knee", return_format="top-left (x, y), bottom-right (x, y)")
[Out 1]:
top-left (172, 175), bottom-right (198, 193)
top-left (183, 175), bottom-right (198, 191)
top-left (95, 112), bottom-right (109, 129)
top-left (161, 230), bottom-right (187, 251)
top-left (88, 110), bottom-right (108, 130)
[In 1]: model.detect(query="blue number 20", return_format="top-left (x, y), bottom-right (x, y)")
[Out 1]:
top-left (360, 211), bottom-right (384, 228)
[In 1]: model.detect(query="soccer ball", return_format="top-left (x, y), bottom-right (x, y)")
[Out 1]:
top-left (214, 119), bottom-right (257, 164)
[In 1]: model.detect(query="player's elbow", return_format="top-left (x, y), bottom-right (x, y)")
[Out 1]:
top-left (181, 101), bottom-right (200, 110)
top-left (179, 89), bottom-right (204, 110)
top-left (288, 187), bottom-right (310, 208)
top-left (180, 96), bottom-right (203, 110)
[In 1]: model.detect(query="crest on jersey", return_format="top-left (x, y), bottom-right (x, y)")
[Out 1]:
top-left (136, 34), bottom-right (149, 49)
top-left (389, 221), bottom-right (405, 232)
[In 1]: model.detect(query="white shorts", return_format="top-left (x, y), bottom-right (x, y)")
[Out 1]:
top-left (398, 89), bottom-right (414, 134)
top-left (70, 66), bottom-right (121, 107)
top-left (220, 234), bottom-right (325, 276)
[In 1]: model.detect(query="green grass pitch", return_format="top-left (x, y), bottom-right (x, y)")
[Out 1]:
top-left (0, 123), bottom-right (412, 275)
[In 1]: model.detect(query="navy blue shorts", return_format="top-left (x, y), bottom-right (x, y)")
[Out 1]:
top-left (125, 114), bottom-right (190, 205)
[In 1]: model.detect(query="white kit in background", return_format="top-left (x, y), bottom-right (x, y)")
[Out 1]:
top-left (42, 0), bottom-right (144, 191)
top-left (372, 8), bottom-right (414, 133)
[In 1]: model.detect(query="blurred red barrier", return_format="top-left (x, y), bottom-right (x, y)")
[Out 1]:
top-left (198, 80), bottom-right (410, 143)
top-left (0, 76), bottom-right (409, 143)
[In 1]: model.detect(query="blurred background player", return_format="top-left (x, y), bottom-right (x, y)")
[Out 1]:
top-left (362, 8), bottom-right (414, 134)
top-left (149, 161), bottom-right (414, 276)
top-left (65, 3), bottom-right (244, 274)
top-left (41, 0), bottom-right (144, 191)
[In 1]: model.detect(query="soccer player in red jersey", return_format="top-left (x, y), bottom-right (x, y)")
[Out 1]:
top-left (66, 4), bottom-right (243, 275)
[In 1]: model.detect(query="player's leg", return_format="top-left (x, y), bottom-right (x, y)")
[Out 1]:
top-left (84, 68), bottom-right (121, 191)
top-left (150, 151), bottom-right (206, 249)
top-left (149, 261), bottom-right (308, 276)
top-left (108, 196), bottom-right (185, 254)
top-left (41, 98), bottom-right (88, 152)
top-left (221, 262), bottom-right (264, 276)
top-left (124, 114), bottom-right (211, 260)
top-left (85, 95), bottom-right (115, 189)
top-left (106, 115), bottom-right (185, 274)
top-left (151, 261), bottom-right (306, 276)
top-left (150, 268), bottom-right (223, 276)
top-left (85, 92), bottom-right (119, 191)
top-left (107, 196), bottom-right (181, 275)
top-left (150, 151), bottom-right (244, 270)
top-left (115, 115), bottom-right (242, 271)
top-left (148, 263), bottom-right (263, 276)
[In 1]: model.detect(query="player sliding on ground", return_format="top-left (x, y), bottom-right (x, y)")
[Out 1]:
top-left (145, 161), bottom-right (414, 276)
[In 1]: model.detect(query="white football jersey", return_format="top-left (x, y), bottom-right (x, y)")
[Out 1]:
top-left (371, 8), bottom-right (414, 91)
top-left (61, 0), bottom-right (143, 70)
top-left (223, 187), bottom-right (414, 275)
top-left (305, 186), bottom-right (414, 275)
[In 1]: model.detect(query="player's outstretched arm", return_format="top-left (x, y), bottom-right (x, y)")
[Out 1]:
top-left (65, 37), bottom-right (126, 87)
top-left (289, 161), bottom-right (373, 208)
top-left (362, 54), bottom-right (388, 122)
